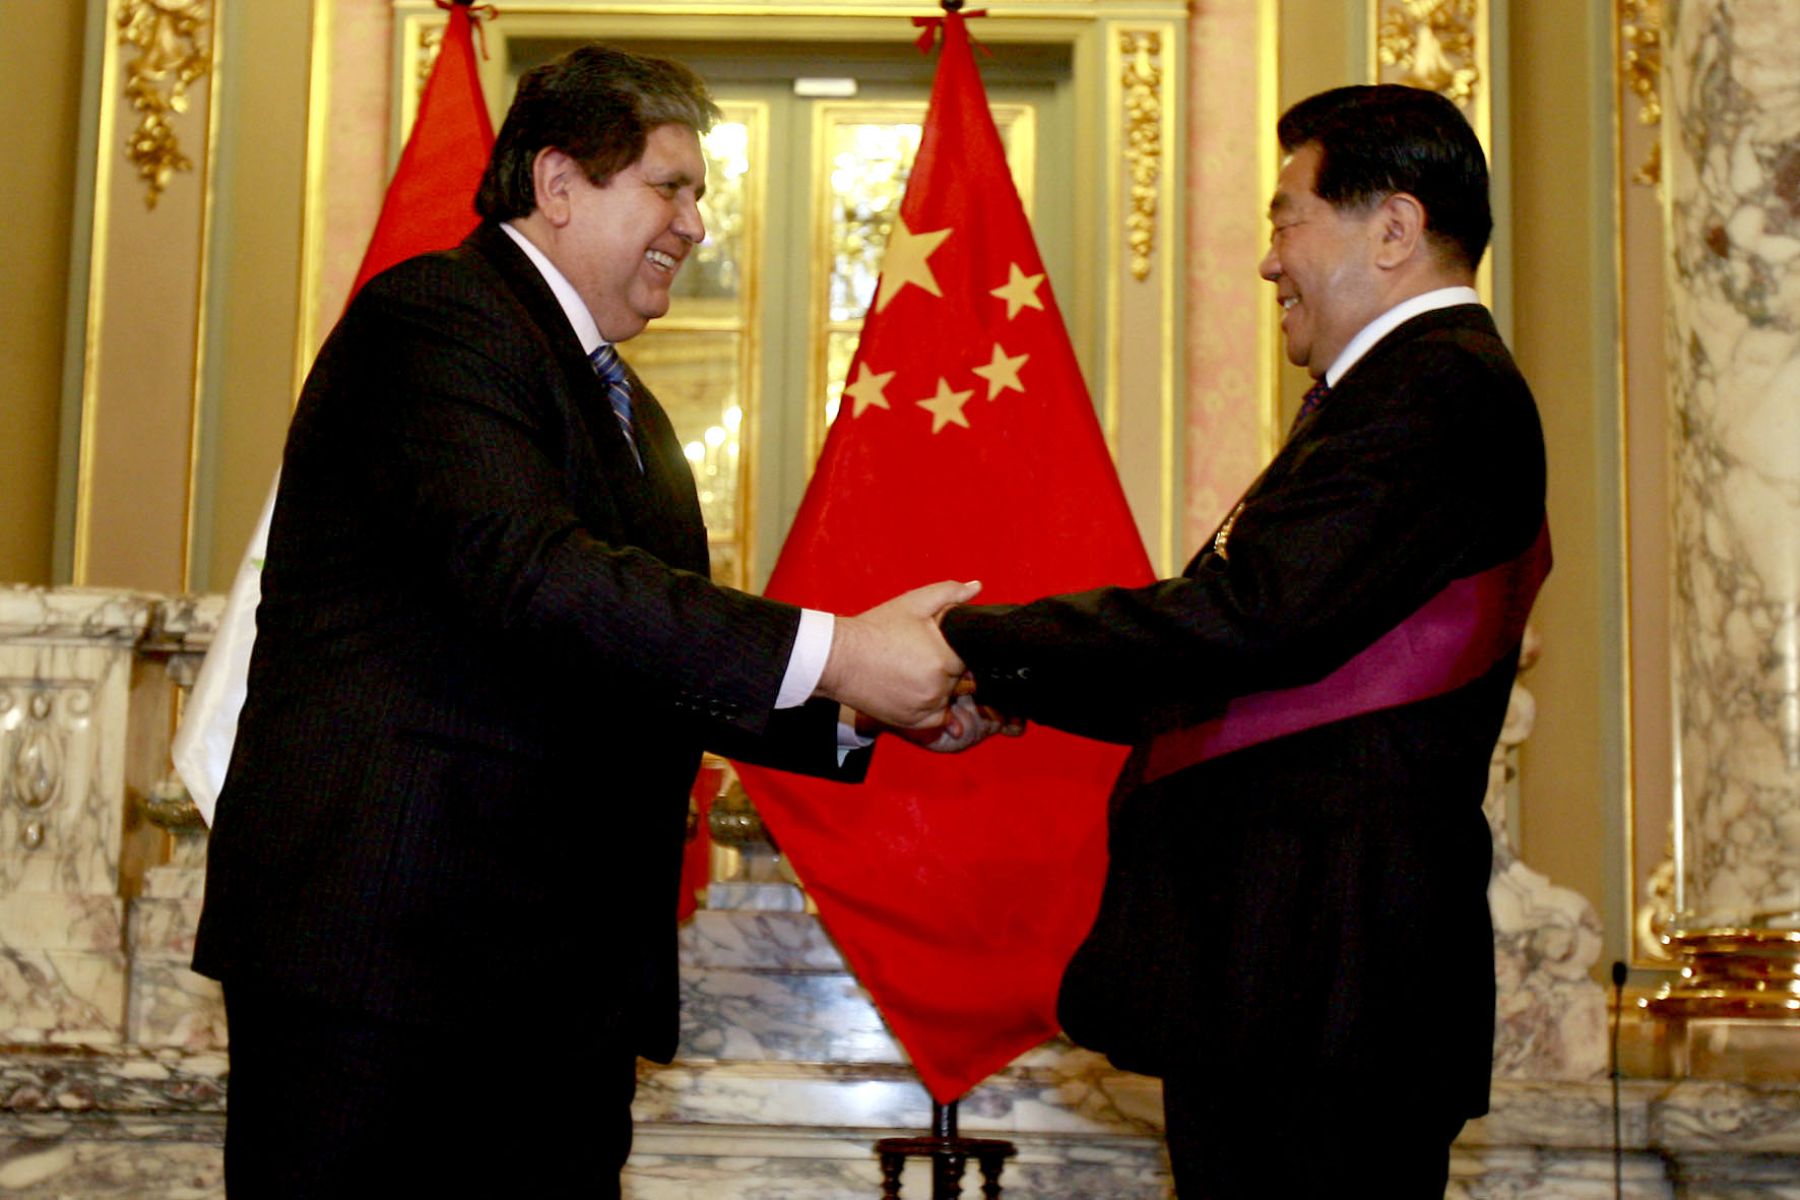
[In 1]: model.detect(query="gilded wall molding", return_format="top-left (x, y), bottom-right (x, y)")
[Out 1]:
top-left (117, 0), bottom-right (212, 209)
top-left (1120, 29), bottom-right (1163, 284)
top-left (1619, 0), bottom-right (1663, 186)
top-left (1374, 0), bottom-right (1480, 108)
top-left (417, 21), bottom-right (447, 92)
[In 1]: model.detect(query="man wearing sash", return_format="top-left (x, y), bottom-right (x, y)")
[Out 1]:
top-left (942, 85), bottom-right (1547, 1196)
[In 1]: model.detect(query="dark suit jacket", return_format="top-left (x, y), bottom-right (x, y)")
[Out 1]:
top-left (941, 304), bottom-right (1545, 1117)
top-left (193, 222), bottom-right (865, 1062)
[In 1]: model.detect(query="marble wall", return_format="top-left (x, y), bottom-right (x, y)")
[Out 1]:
top-left (1663, 0), bottom-right (1800, 932)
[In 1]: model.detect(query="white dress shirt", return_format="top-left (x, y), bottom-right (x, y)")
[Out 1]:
top-left (1322, 285), bottom-right (1482, 387)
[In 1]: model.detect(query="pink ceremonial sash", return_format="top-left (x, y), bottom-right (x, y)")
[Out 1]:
top-left (1142, 521), bottom-right (1551, 785)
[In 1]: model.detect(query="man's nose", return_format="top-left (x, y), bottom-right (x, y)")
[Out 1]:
top-left (674, 194), bottom-right (705, 244)
top-left (1258, 245), bottom-right (1280, 282)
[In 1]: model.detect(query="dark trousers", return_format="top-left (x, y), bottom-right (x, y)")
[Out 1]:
top-left (1161, 1074), bottom-right (1464, 1199)
top-left (223, 982), bottom-right (638, 1197)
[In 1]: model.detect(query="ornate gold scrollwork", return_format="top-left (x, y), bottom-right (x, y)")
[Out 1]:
top-left (418, 23), bottom-right (446, 93)
top-left (1375, 0), bottom-right (1480, 108)
top-left (117, 0), bottom-right (212, 210)
top-left (1619, 0), bottom-right (1663, 186)
top-left (1120, 30), bottom-right (1163, 283)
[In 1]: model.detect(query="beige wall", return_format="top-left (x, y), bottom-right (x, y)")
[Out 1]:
top-left (1506, 2), bottom-right (1617, 952)
top-left (0, 1), bottom-right (87, 585)
top-left (197, 0), bottom-right (312, 590)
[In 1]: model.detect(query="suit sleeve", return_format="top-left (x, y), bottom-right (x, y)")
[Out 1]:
top-left (340, 263), bottom-right (801, 739)
top-left (941, 336), bottom-right (1544, 744)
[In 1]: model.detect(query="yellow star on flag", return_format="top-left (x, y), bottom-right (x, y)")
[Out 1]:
top-left (876, 218), bottom-right (953, 312)
top-left (916, 378), bottom-right (975, 433)
top-left (990, 262), bottom-right (1046, 319)
top-left (971, 343), bottom-right (1029, 400)
top-left (844, 362), bottom-right (895, 417)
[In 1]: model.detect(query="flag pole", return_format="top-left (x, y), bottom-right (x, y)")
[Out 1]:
top-left (868, 22), bottom-right (1004, 1189)
top-left (875, 1091), bottom-right (1016, 1198)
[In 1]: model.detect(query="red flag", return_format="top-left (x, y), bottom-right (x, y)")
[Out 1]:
top-left (734, 12), bottom-right (1154, 1103)
top-left (347, 2), bottom-right (495, 298)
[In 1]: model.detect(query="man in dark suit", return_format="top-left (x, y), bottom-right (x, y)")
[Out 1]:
top-left (193, 45), bottom-right (974, 1197)
top-left (941, 85), bottom-right (1547, 1196)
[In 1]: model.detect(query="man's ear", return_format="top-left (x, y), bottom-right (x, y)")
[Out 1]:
top-left (531, 148), bottom-right (581, 228)
top-left (1373, 191), bottom-right (1427, 269)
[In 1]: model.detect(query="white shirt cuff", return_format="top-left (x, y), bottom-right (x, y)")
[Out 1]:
top-left (775, 608), bottom-right (833, 709)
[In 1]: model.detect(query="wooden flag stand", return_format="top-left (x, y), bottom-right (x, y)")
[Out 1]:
top-left (875, 1099), bottom-right (1016, 1197)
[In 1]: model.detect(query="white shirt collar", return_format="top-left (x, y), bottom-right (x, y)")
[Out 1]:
top-left (501, 221), bottom-right (605, 355)
top-left (1323, 285), bottom-right (1482, 387)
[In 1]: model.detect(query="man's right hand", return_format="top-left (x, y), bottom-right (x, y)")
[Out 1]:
top-left (815, 580), bottom-right (980, 729)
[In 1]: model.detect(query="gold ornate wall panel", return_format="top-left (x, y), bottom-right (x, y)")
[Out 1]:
top-left (1366, 0), bottom-right (1500, 313)
top-left (1372, 0), bottom-right (1483, 113)
top-left (117, 0), bottom-right (213, 210)
top-left (1119, 29), bottom-right (1163, 284)
top-left (1105, 20), bottom-right (1182, 572)
top-left (66, 0), bottom-right (222, 592)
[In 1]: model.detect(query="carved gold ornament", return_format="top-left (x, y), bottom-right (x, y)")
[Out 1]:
top-left (1120, 30), bottom-right (1163, 283)
top-left (1619, 0), bottom-right (1663, 186)
top-left (118, 0), bottom-right (212, 209)
top-left (418, 23), bottom-right (446, 93)
top-left (1376, 0), bottom-right (1480, 108)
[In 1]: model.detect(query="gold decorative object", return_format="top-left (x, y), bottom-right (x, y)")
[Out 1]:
top-left (417, 23), bottom-right (446, 93)
top-left (1619, 0), bottom-right (1663, 186)
top-left (1120, 30), bottom-right (1163, 283)
top-left (1375, 0), bottom-right (1480, 108)
top-left (117, 0), bottom-right (211, 210)
top-left (1650, 930), bottom-right (1800, 1019)
top-left (1635, 826), bottom-right (1678, 963)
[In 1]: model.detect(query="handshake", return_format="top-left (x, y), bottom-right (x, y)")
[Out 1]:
top-left (812, 580), bottom-right (1023, 753)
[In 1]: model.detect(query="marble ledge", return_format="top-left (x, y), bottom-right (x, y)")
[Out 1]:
top-left (0, 587), bottom-right (222, 648)
top-left (11, 1050), bottom-right (1790, 1156)
top-left (625, 1125), bottom-right (1170, 1200)
top-left (678, 910), bottom-right (846, 971)
top-left (0, 1047), bottom-right (228, 1117)
top-left (635, 1058), bottom-right (1166, 1139)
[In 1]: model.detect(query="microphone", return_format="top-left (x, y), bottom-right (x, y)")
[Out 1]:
top-left (1610, 960), bottom-right (1628, 1200)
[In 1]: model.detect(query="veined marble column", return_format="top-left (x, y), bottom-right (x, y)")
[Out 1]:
top-left (1657, 0), bottom-right (1800, 1028)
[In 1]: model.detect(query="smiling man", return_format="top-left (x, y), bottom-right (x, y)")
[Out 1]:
top-left (193, 45), bottom-right (976, 1198)
top-left (940, 85), bottom-right (1548, 1196)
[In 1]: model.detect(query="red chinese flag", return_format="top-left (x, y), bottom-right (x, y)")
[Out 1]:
top-left (347, 2), bottom-right (495, 299)
top-left (734, 12), bottom-right (1154, 1103)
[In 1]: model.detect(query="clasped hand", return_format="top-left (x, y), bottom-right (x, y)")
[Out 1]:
top-left (813, 579), bottom-right (1023, 752)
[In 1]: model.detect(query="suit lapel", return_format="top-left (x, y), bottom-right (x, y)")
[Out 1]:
top-left (1184, 303), bottom-right (1497, 579)
top-left (461, 223), bottom-right (710, 578)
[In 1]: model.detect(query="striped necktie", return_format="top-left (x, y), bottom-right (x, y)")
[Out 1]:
top-left (1288, 376), bottom-right (1331, 438)
top-left (588, 342), bottom-right (642, 470)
